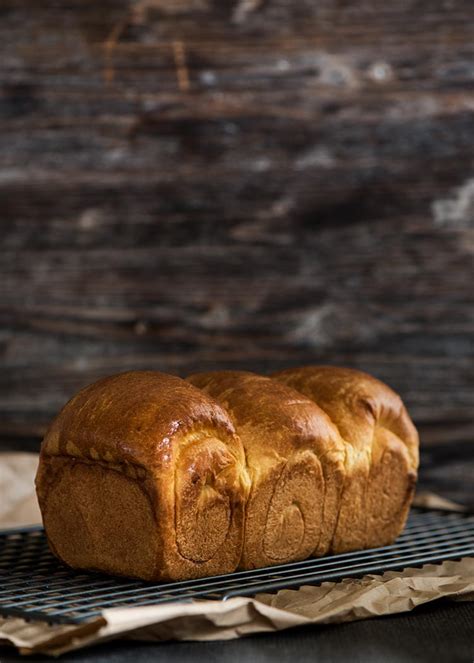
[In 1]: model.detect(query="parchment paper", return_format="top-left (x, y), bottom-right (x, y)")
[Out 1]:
top-left (0, 452), bottom-right (41, 528)
top-left (1, 452), bottom-right (472, 657)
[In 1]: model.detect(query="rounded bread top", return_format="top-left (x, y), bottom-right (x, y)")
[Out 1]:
top-left (41, 371), bottom-right (237, 468)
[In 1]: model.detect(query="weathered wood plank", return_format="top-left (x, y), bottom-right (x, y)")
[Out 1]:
top-left (0, 0), bottom-right (473, 439)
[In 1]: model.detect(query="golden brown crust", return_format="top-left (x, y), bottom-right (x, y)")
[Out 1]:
top-left (36, 371), bottom-right (249, 581)
top-left (187, 370), bottom-right (346, 566)
top-left (39, 371), bottom-right (237, 468)
top-left (272, 365), bottom-right (419, 551)
top-left (36, 366), bottom-right (419, 581)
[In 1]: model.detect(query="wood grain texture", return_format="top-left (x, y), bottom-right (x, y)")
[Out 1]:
top-left (0, 0), bottom-right (473, 442)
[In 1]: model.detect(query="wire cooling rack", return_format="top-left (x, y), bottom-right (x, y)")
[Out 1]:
top-left (0, 509), bottom-right (472, 625)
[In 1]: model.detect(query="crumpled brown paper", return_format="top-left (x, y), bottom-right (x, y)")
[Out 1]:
top-left (1, 558), bottom-right (473, 656)
top-left (412, 491), bottom-right (470, 513)
top-left (1, 452), bottom-right (473, 657)
top-left (0, 453), bottom-right (41, 528)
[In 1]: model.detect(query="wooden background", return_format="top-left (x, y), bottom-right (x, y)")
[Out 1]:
top-left (1, 0), bottom-right (473, 450)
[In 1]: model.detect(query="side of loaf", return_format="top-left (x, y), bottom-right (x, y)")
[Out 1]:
top-left (35, 366), bottom-right (419, 581)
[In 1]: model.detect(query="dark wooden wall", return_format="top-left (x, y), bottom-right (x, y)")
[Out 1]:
top-left (1, 0), bottom-right (473, 447)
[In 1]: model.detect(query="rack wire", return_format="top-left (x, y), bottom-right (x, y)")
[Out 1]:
top-left (0, 509), bottom-right (472, 625)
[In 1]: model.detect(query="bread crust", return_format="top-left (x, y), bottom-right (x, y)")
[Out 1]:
top-left (272, 366), bottom-right (419, 551)
top-left (36, 371), bottom-right (249, 580)
top-left (187, 370), bottom-right (345, 566)
top-left (36, 366), bottom-right (419, 580)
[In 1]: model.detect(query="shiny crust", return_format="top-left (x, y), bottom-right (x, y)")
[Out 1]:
top-left (272, 366), bottom-right (419, 551)
top-left (36, 366), bottom-right (419, 581)
top-left (36, 371), bottom-right (249, 581)
top-left (186, 371), bottom-right (346, 566)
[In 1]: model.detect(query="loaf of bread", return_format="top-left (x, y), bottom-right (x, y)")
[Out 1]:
top-left (35, 366), bottom-right (419, 581)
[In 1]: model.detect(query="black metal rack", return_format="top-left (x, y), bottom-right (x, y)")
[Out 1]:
top-left (0, 509), bottom-right (472, 625)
